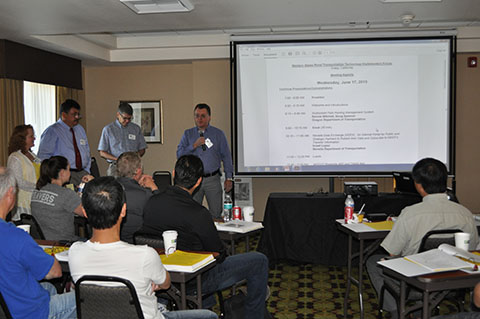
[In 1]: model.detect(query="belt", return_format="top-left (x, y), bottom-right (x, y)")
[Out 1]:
top-left (70, 168), bottom-right (84, 172)
top-left (203, 169), bottom-right (220, 178)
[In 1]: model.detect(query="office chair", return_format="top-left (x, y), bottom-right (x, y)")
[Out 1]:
top-left (152, 171), bottom-right (172, 192)
top-left (378, 228), bottom-right (463, 318)
top-left (133, 231), bottom-right (164, 249)
top-left (75, 275), bottom-right (144, 319)
top-left (14, 214), bottom-right (45, 240)
top-left (90, 157), bottom-right (101, 178)
top-left (0, 291), bottom-right (12, 319)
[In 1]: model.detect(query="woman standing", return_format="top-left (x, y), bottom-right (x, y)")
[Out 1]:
top-left (7, 124), bottom-right (41, 221)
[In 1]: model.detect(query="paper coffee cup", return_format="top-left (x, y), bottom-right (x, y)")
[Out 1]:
top-left (455, 232), bottom-right (470, 251)
top-left (162, 230), bottom-right (178, 255)
top-left (17, 224), bottom-right (31, 234)
top-left (243, 206), bottom-right (254, 222)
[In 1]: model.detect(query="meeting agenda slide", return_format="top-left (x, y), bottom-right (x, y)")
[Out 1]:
top-left (233, 37), bottom-right (453, 175)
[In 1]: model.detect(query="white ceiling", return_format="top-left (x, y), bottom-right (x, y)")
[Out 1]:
top-left (1, 0), bottom-right (479, 65)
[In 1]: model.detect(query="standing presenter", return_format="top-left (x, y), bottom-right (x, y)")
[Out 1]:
top-left (98, 102), bottom-right (147, 176)
top-left (177, 103), bottom-right (233, 218)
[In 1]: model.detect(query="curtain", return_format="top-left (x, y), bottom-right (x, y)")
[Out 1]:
top-left (24, 81), bottom-right (56, 154)
top-left (0, 79), bottom-right (24, 166)
top-left (56, 86), bottom-right (81, 116)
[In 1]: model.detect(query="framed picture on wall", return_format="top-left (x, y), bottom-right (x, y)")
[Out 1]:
top-left (121, 100), bottom-right (163, 143)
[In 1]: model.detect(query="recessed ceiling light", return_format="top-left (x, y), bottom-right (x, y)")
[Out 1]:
top-left (120, 0), bottom-right (194, 14)
top-left (381, 0), bottom-right (442, 2)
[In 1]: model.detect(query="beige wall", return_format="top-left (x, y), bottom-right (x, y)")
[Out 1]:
top-left (83, 52), bottom-right (480, 220)
top-left (456, 53), bottom-right (480, 212)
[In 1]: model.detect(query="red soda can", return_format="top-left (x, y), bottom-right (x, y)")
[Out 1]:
top-left (344, 206), bottom-right (353, 224)
top-left (233, 206), bottom-right (242, 220)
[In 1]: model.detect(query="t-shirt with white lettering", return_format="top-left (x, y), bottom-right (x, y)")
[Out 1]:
top-left (69, 240), bottom-right (167, 319)
top-left (31, 183), bottom-right (81, 241)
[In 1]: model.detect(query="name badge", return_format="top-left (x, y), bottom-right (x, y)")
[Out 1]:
top-left (79, 139), bottom-right (87, 146)
top-left (205, 138), bottom-right (213, 149)
top-left (128, 134), bottom-right (136, 140)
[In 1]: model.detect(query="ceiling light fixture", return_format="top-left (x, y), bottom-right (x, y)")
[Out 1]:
top-left (120, 0), bottom-right (194, 14)
top-left (381, 0), bottom-right (441, 2)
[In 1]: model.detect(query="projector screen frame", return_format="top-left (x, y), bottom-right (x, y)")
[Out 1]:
top-left (231, 35), bottom-right (456, 178)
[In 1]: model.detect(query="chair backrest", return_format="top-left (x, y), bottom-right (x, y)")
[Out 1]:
top-left (0, 291), bottom-right (12, 319)
top-left (75, 275), bottom-right (144, 319)
top-left (152, 171), bottom-right (172, 192)
top-left (14, 214), bottom-right (45, 240)
top-left (133, 231), bottom-right (164, 249)
top-left (90, 157), bottom-right (101, 178)
top-left (418, 228), bottom-right (462, 253)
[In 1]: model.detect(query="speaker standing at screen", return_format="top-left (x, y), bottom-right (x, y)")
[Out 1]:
top-left (177, 103), bottom-right (233, 218)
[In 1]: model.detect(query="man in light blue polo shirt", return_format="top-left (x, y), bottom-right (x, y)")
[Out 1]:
top-left (98, 102), bottom-right (147, 176)
top-left (38, 99), bottom-right (91, 186)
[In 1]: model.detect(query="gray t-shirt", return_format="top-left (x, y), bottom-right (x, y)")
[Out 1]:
top-left (31, 183), bottom-right (81, 241)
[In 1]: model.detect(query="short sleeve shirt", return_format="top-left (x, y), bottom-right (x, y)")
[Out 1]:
top-left (69, 240), bottom-right (166, 319)
top-left (98, 120), bottom-right (147, 161)
top-left (0, 219), bottom-right (53, 319)
top-left (381, 193), bottom-right (479, 256)
top-left (31, 183), bottom-right (82, 241)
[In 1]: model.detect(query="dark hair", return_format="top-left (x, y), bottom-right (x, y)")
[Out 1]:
top-left (36, 156), bottom-right (69, 190)
top-left (8, 124), bottom-right (33, 154)
top-left (194, 103), bottom-right (211, 116)
top-left (118, 102), bottom-right (133, 116)
top-left (60, 99), bottom-right (81, 114)
top-left (82, 176), bottom-right (125, 230)
top-left (411, 157), bottom-right (448, 194)
top-left (173, 155), bottom-right (204, 189)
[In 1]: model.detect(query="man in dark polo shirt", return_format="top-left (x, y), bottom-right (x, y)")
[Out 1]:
top-left (142, 155), bottom-right (269, 319)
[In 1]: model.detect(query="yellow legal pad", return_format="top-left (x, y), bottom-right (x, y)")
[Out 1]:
top-left (365, 221), bottom-right (394, 231)
top-left (160, 250), bottom-right (215, 273)
top-left (43, 246), bottom-right (69, 255)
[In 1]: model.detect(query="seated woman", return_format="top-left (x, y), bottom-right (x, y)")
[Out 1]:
top-left (31, 156), bottom-right (86, 241)
top-left (7, 124), bottom-right (41, 221)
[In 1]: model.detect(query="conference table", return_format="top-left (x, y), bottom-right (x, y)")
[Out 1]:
top-left (382, 267), bottom-right (480, 319)
top-left (336, 219), bottom-right (392, 319)
top-left (258, 192), bottom-right (421, 266)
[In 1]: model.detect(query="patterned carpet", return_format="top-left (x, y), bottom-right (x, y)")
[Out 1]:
top-left (218, 233), bottom-right (463, 319)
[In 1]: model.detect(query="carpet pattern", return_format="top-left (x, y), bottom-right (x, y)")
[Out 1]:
top-left (220, 233), bottom-right (463, 319)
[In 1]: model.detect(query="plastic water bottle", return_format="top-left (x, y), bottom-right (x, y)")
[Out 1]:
top-left (77, 182), bottom-right (85, 197)
top-left (344, 194), bottom-right (354, 224)
top-left (223, 194), bottom-right (233, 222)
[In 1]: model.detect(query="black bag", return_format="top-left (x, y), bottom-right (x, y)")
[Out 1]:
top-left (223, 291), bottom-right (273, 319)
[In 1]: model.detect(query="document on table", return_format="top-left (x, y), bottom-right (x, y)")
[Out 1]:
top-left (378, 246), bottom-right (474, 277)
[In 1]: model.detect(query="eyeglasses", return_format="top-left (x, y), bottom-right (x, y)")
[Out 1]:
top-left (69, 112), bottom-right (81, 118)
top-left (119, 113), bottom-right (133, 121)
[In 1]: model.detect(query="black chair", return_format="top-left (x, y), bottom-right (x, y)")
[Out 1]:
top-left (378, 228), bottom-right (463, 318)
top-left (14, 214), bottom-right (45, 240)
top-left (133, 231), bottom-right (164, 249)
top-left (152, 171), bottom-right (172, 192)
top-left (75, 275), bottom-right (144, 319)
top-left (90, 157), bottom-right (101, 178)
top-left (0, 291), bottom-right (12, 319)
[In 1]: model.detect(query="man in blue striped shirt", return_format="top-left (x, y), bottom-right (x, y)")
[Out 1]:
top-left (177, 103), bottom-right (233, 218)
top-left (38, 99), bottom-right (91, 186)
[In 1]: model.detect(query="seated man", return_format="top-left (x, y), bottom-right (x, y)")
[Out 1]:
top-left (367, 158), bottom-right (479, 318)
top-left (142, 155), bottom-right (269, 319)
top-left (116, 151), bottom-right (159, 243)
top-left (68, 176), bottom-right (217, 319)
top-left (0, 167), bottom-right (76, 319)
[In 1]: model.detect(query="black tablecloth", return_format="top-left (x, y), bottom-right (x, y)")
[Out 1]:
top-left (258, 192), bottom-right (421, 266)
